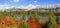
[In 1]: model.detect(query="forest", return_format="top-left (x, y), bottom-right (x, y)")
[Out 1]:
top-left (0, 10), bottom-right (60, 28)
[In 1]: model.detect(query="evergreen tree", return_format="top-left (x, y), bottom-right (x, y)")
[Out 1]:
top-left (19, 14), bottom-right (31, 28)
top-left (33, 10), bottom-right (40, 23)
top-left (48, 12), bottom-right (57, 28)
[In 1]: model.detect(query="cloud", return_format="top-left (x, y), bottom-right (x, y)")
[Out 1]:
top-left (0, 4), bottom-right (9, 9)
top-left (15, 4), bottom-right (37, 10)
top-left (10, 0), bottom-right (19, 2)
top-left (0, 4), bottom-right (60, 11)
top-left (34, 1), bottom-right (37, 3)
top-left (0, 4), bottom-right (8, 7)
top-left (26, 4), bottom-right (36, 9)
top-left (0, 5), bottom-right (15, 9)
top-left (10, 0), bottom-right (28, 3)
top-left (0, 4), bottom-right (8, 11)
top-left (4, 6), bottom-right (16, 9)
top-left (13, 0), bottom-right (19, 2)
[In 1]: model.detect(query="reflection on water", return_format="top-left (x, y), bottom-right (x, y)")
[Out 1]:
top-left (40, 16), bottom-right (49, 22)
top-left (16, 15), bottom-right (49, 22)
top-left (16, 15), bottom-right (30, 20)
top-left (16, 15), bottom-right (60, 22)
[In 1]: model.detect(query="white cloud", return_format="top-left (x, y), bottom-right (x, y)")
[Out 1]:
top-left (10, 0), bottom-right (27, 2)
top-left (26, 4), bottom-right (36, 9)
top-left (15, 4), bottom-right (37, 10)
top-left (20, 0), bottom-right (27, 1)
top-left (17, 6), bottom-right (27, 9)
top-left (0, 4), bottom-right (8, 7)
top-left (0, 4), bottom-right (9, 10)
top-left (0, 4), bottom-right (8, 11)
top-left (4, 7), bottom-right (10, 9)
top-left (34, 1), bottom-right (37, 3)
top-left (13, 0), bottom-right (19, 2)
top-left (4, 6), bottom-right (15, 9)
top-left (10, 0), bottom-right (19, 2)
top-left (16, 4), bottom-right (41, 10)
top-left (0, 4), bottom-right (15, 9)
top-left (0, 4), bottom-right (60, 11)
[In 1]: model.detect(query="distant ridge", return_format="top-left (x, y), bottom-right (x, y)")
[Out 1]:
top-left (0, 4), bottom-right (60, 11)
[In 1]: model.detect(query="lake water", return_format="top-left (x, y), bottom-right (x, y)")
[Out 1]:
top-left (16, 15), bottom-right (60, 23)
top-left (16, 15), bottom-right (49, 22)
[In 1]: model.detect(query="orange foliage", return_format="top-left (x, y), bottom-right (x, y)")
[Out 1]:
top-left (0, 17), bottom-right (3, 23)
top-left (0, 16), bottom-right (47, 28)
top-left (15, 19), bottom-right (20, 25)
top-left (28, 16), bottom-right (37, 28)
top-left (3, 18), bottom-right (8, 24)
top-left (0, 24), bottom-right (9, 28)
top-left (57, 24), bottom-right (60, 28)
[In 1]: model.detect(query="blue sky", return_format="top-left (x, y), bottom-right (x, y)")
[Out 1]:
top-left (0, 0), bottom-right (60, 8)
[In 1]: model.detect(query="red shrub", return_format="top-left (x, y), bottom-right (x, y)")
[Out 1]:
top-left (3, 18), bottom-right (8, 24)
top-left (37, 20), bottom-right (45, 28)
top-left (15, 19), bottom-right (20, 25)
top-left (28, 16), bottom-right (37, 28)
top-left (37, 22), bottom-right (42, 28)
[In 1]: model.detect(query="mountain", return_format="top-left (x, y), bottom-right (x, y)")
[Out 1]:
top-left (0, 4), bottom-right (60, 12)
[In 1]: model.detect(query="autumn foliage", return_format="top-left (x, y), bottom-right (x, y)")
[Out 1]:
top-left (0, 15), bottom-right (58, 28)
top-left (28, 16), bottom-right (37, 28)
top-left (0, 16), bottom-right (45, 28)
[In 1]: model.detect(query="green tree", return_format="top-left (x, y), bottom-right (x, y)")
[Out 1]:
top-left (33, 10), bottom-right (40, 23)
top-left (48, 12), bottom-right (57, 28)
top-left (19, 14), bottom-right (31, 28)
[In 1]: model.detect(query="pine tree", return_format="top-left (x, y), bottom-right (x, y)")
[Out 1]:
top-left (19, 15), bottom-right (31, 28)
top-left (33, 10), bottom-right (40, 23)
top-left (48, 12), bottom-right (57, 28)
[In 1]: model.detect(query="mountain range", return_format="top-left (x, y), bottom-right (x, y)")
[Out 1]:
top-left (0, 4), bottom-right (60, 12)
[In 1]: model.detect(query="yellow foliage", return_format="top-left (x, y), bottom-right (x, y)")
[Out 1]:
top-left (0, 24), bottom-right (9, 28)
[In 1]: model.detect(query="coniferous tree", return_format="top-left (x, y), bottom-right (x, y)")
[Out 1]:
top-left (48, 12), bottom-right (57, 28)
top-left (19, 14), bottom-right (31, 28)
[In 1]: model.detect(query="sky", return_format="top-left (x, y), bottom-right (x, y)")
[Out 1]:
top-left (0, 0), bottom-right (60, 8)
